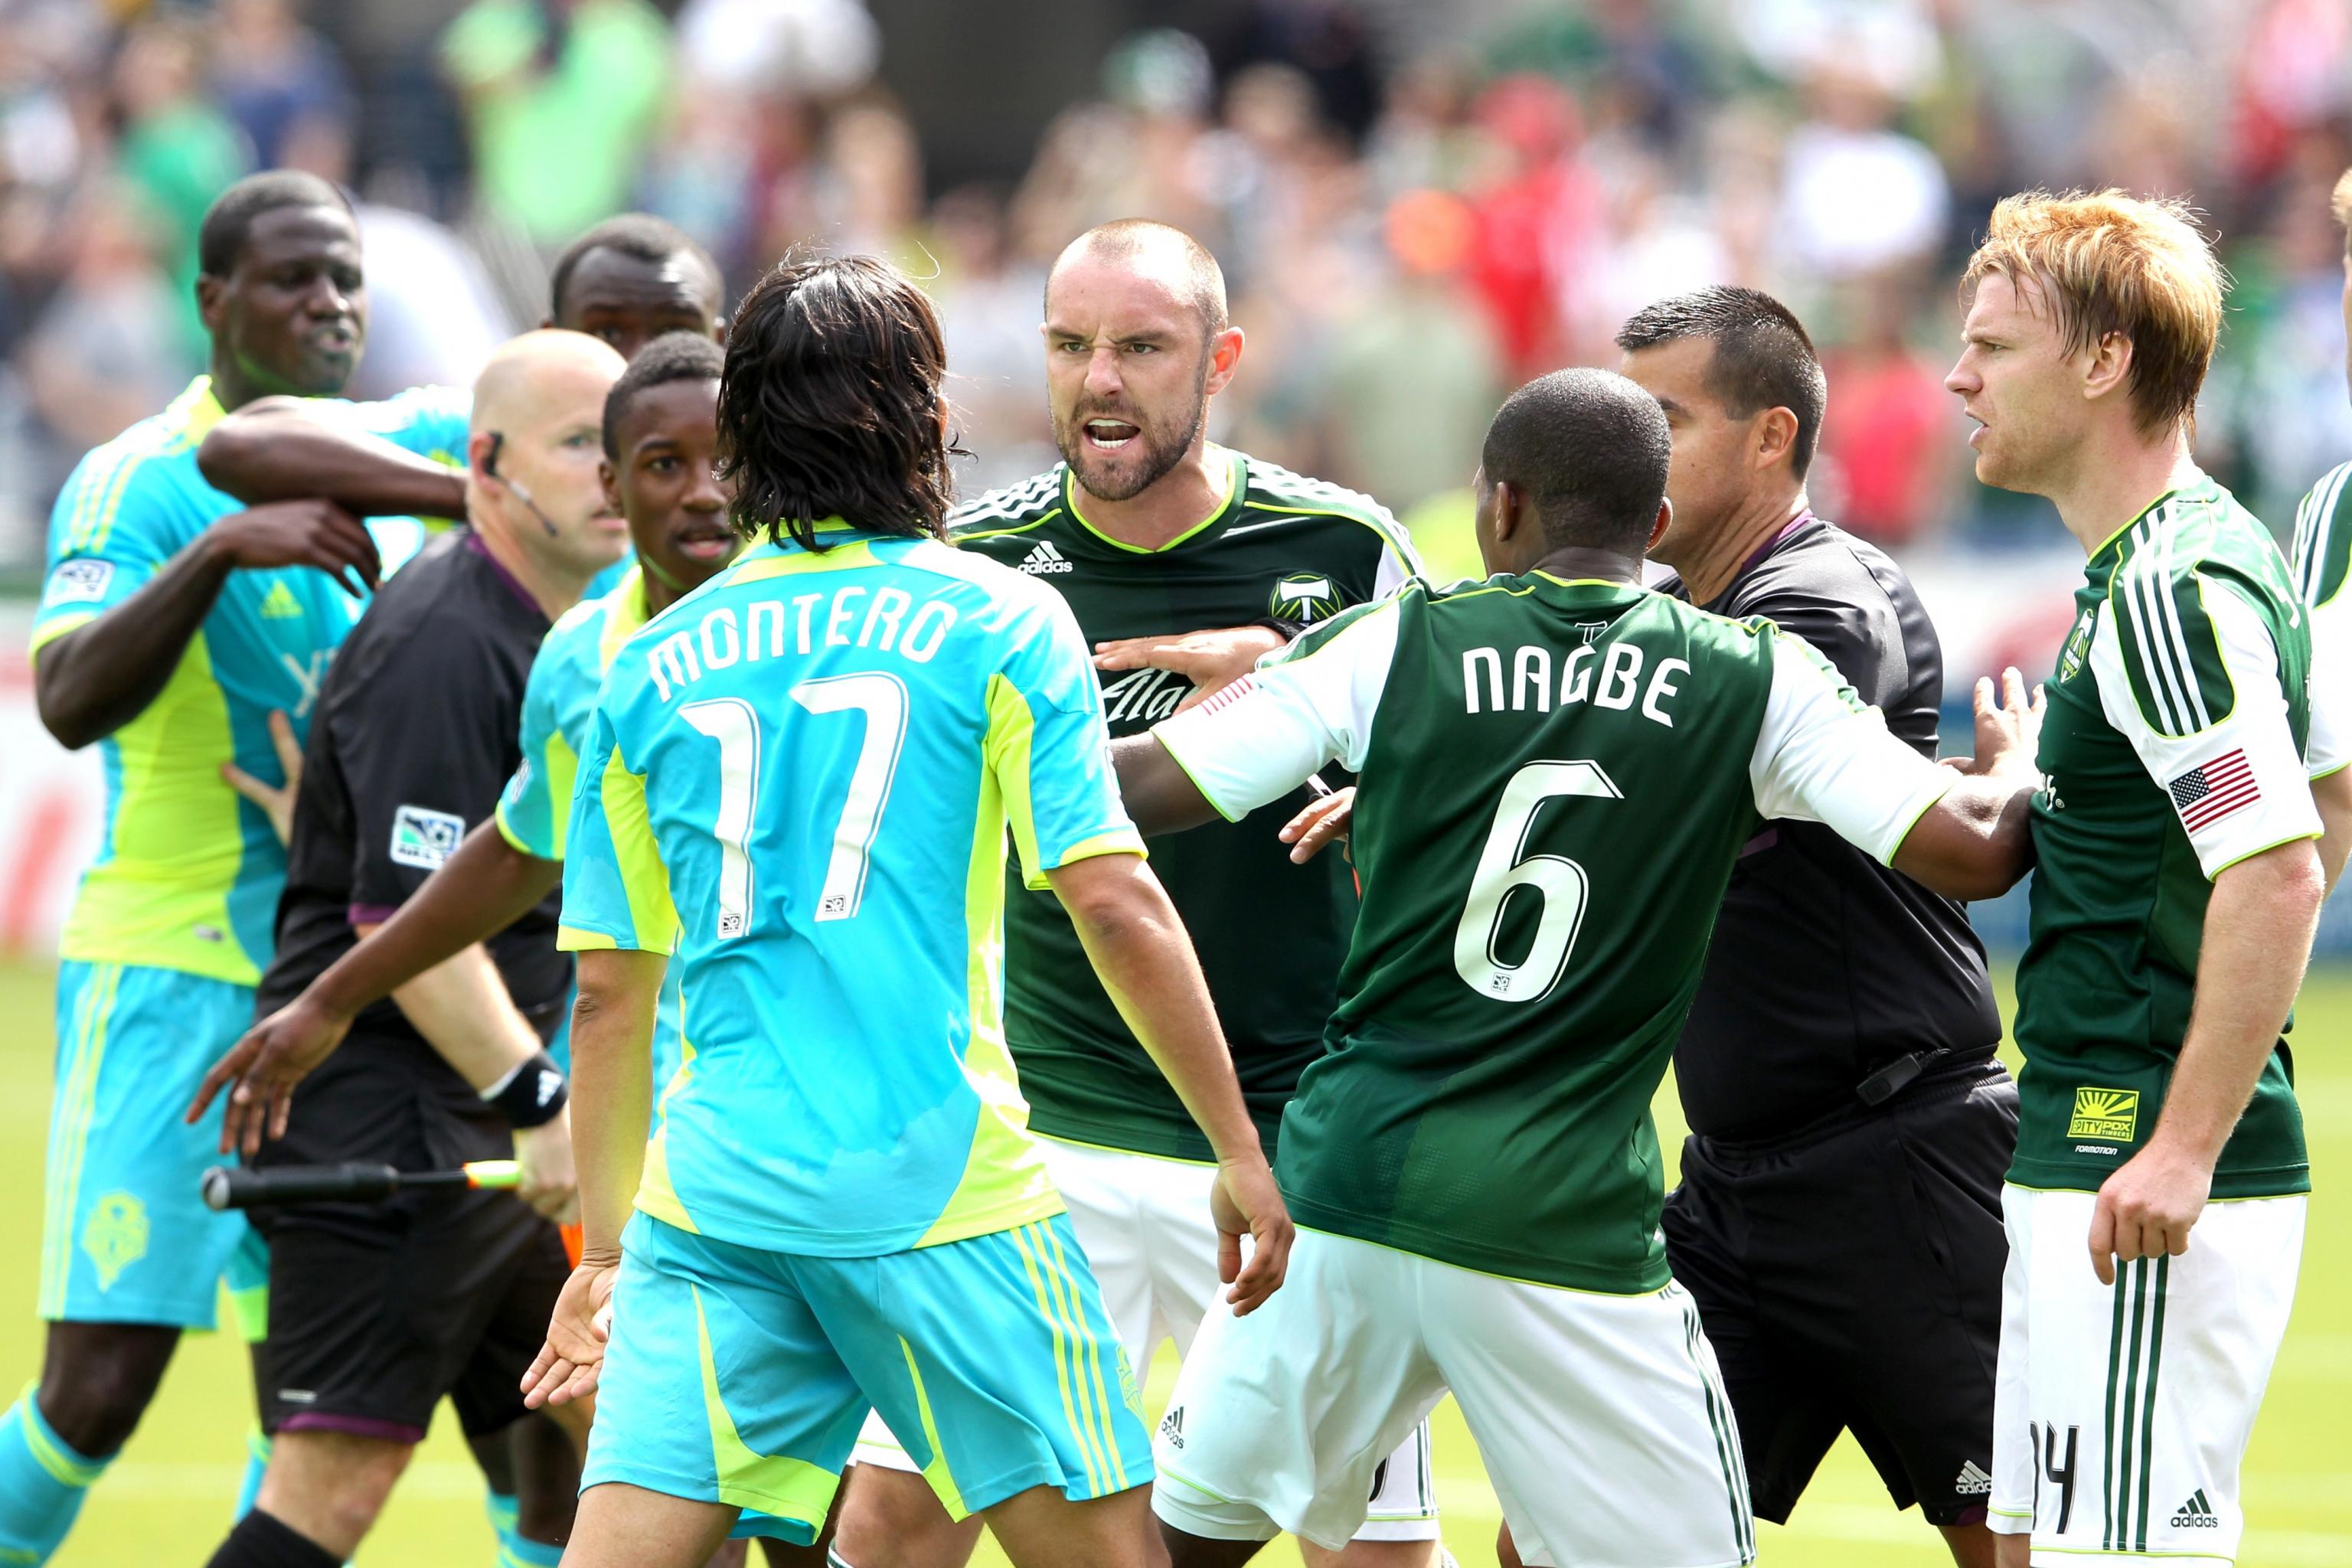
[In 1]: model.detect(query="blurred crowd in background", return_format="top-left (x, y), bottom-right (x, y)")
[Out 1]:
top-left (6, 0), bottom-right (2352, 581)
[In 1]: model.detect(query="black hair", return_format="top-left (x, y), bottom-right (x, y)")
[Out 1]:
top-left (1614, 285), bottom-right (1828, 479)
top-left (1050, 218), bottom-right (1230, 338)
top-left (717, 252), bottom-right (965, 549)
top-left (603, 332), bottom-right (725, 457)
top-left (549, 214), bottom-right (722, 322)
top-left (1481, 368), bottom-right (1671, 553)
top-left (197, 171), bottom-right (354, 279)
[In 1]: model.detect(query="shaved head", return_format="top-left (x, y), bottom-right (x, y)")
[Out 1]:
top-left (472, 328), bottom-right (629, 436)
top-left (1047, 219), bottom-right (1229, 338)
top-left (466, 328), bottom-right (631, 587)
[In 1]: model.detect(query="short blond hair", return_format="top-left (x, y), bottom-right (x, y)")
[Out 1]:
top-left (2331, 166), bottom-right (2352, 234)
top-left (1962, 189), bottom-right (2223, 436)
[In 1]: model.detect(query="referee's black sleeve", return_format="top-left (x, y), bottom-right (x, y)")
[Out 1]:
top-left (335, 625), bottom-right (524, 923)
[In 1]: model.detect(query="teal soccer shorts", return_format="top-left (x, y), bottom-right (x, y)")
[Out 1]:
top-left (583, 1210), bottom-right (1152, 1539)
top-left (42, 960), bottom-right (259, 1327)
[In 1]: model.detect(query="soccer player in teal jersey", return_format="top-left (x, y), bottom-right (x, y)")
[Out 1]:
top-left (518, 254), bottom-right (1290, 1568)
top-left (1107, 369), bottom-right (2041, 1568)
top-left (196, 213), bottom-right (727, 606)
top-left (0, 171), bottom-right (469, 1567)
top-left (1947, 193), bottom-right (2324, 1568)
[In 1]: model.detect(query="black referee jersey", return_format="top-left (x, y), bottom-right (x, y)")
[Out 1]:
top-left (1664, 513), bottom-right (2000, 1138)
top-left (260, 528), bottom-right (570, 1118)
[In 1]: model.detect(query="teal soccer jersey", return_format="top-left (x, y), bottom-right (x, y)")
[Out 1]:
top-left (30, 376), bottom-right (469, 985)
top-left (558, 524), bottom-right (1147, 1255)
top-left (495, 566), bottom-right (685, 1084)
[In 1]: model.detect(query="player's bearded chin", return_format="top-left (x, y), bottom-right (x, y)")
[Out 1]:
top-left (1059, 378), bottom-right (1207, 501)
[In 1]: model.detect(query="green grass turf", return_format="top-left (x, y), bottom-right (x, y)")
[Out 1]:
top-left (5, 956), bottom-right (2347, 1565)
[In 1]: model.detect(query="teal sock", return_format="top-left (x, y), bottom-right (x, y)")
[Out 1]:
top-left (0, 1387), bottom-right (108, 1566)
top-left (233, 1424), bottom-right (270, 1521)
top-left (487, 1491), bottom-right (564, 1567)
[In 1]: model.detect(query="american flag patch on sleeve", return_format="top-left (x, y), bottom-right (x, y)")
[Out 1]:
top-left (2168, 749), bottom-right (2259, 832)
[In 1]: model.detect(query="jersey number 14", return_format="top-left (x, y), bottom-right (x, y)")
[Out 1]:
top-left (1452, 760), bottom-right (1621, 1004)
top-left (682, 673), bottom-right (910, 937)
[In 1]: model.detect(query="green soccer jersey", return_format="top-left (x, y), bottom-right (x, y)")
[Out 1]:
top-left (1153, 573), bottom-right (1957, 1290)
top-left (2014, 477), bottom-right (2318, 1198)
top-left (2290, 459), bottom-right (2352, 781)
top-left (952, 447), bottom-right (1419, 1160)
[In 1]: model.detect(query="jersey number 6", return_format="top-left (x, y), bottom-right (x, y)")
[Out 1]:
top-left (682, 673), bottom-right (910, 937)
top-left (1452, 759), bottom-right (1622, 1004)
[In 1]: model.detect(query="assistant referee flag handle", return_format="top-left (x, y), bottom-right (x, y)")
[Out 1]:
top-left (199, 1159), bottom-right (521, 1210)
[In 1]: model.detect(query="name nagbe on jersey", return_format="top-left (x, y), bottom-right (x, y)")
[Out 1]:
top-left (645, 583), bottom-right (962, 701)
top-left (1462, 639), bottom-right (1690, 727)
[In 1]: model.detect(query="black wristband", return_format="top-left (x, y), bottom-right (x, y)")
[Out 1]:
top-left (1247, 616), bottom-right (1306, 642)
top-left (485, 1050), bottom-right (568, 1128)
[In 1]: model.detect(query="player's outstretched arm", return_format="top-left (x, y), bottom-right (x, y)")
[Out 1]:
top-left (198, 397), bottom-right (469, 519)
top-left (1107, 733), bottom-right (1226, 838)
top-left (524, 947), bottom-right (662, 1410)
top-left (1889, 670), bottom-right (2045, 901)
top-left (34, 501), bottom-right (379, 749)
top-left (2088, 838), bottom-right (2321, 1285)
top-left (1047, 851), bottom-right (1293, 1312)
top-left (190, 822), bottom-right (562, 1138)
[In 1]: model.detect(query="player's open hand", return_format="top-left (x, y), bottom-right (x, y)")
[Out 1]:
top-left (513, 1112), bottom-right (581, 1225)
top-left (188, 993), bottom-right (357, 1153)
top-left (1955, 666), bottom-right (2045, 778)
top-left (220, 709), bottom-right (303, 844)
top-left (1093, 625), bottom-right (1287, 712)
top-left (211, 498), bottom-right (381, 599)
top-left (1279, 786), bottom-right (1354, 863)
top-left (524, 1256), bottom-right (617, 1409)
top-left (2087, 1138), bottom-right (2211, 1285)
top-left (1209, 1155), bottom-right (1293, 1315)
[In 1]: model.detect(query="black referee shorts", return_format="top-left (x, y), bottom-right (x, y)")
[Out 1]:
top-left (251, 1031), bottom-right (570, 1444)
top-left (1662, 1057), bottom-right (2017, 1527)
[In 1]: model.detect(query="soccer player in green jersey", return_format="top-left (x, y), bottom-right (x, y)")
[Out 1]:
top-left (1943, 191), bottom-right (2326, 1568)
top-left (0, 171), bottom-right (475, 1568)
top-left (518, 253), bottom-right (1290, 1568)
top-left (2285, 169), bottom-right (2352, 885)
top-left (839, 218), bottom-right (1442, 1568)
top-left (1106, 368), bottom-right (2043, 1568)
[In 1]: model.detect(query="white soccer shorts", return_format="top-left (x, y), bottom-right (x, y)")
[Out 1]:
top-left (855, 1138), bottom-right (1440, 1540)
top-left (1988, 1184), bottom-right (2305, 1566)
top-left (1150, 1227), bottom-right (1755, 1567)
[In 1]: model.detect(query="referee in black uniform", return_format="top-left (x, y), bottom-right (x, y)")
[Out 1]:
top-left (1609, 289), bottom-right (2017, 1568)
top-left (196, 329), bottom-right (628, 1568)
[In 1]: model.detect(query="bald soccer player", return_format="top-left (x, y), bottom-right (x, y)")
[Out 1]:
top-left (837, 220), bottom-right (1440, 1568)
top-left (198, 331), bottom-right (631, 1568)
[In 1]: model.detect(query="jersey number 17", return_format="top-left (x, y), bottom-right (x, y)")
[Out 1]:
top-left (682, 673), bottom-right (910, 937)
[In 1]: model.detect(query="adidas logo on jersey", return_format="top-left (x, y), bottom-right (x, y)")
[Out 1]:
top-left (2171, 1490), bottom-right (2220, 1528)
top-left (1954, 1460), bottom-right (1993, 1496)
top-left (1158, 1406), bottom-right (1185, 1449)
top-left (260, 581), bottom-right (304, 619)
top-left (1019, 541), bottom-right (1073, 575)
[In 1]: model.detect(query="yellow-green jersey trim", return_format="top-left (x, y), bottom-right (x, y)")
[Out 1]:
top-left (692, 1285), bottom-right (841, 1527)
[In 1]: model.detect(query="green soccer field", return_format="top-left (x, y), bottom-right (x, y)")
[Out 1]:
top-left (5, 957), bottom-right (2347, 1566)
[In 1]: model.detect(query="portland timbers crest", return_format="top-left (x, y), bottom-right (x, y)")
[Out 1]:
top-left (2056, 606), bottom-right (2096, 683)
top-left (1270, 573), bottom-right (1342, 624)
